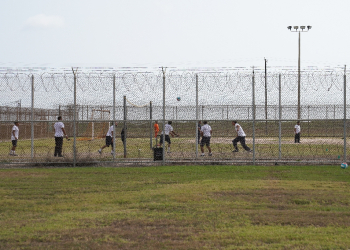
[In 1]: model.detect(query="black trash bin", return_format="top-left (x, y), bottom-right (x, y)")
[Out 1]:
top-left (153, 147), bottom-right (163, 161)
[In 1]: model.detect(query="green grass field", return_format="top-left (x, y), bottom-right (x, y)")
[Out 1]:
top-left (0, 165), bottom-right (349, 249)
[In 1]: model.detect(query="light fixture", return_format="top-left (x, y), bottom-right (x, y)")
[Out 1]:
top-left (287, 25), bottom-right (312, 120)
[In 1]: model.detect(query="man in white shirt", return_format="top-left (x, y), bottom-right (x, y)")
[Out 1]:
top-left (99, 122), bottom-right (118, 155)
top-left (200, 121), bottom-right (212, 156)
top-left (294, 121), bottom-right (301, 143)
top-left (232, 121), bottom-right (252, 153)
top-left (159, 121), bottom-right (178, 153)
top-left (9, 121), bottom-right (19, 156)
top-left (54, 116), bottom-right (68, 157)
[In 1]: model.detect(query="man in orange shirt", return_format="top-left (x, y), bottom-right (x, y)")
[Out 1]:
top-left (154, 121), bottom-right (160, 138)
top-left (154, 121), bottom-right (160, 146)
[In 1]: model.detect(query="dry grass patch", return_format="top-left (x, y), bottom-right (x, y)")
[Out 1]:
top-left (212, 187), bottom-right (350, 227)
top-left (2, 219), bottom-right (204, 250)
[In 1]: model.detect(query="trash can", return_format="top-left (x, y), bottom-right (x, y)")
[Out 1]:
top-left (153, 147), bottom-right (163, 161)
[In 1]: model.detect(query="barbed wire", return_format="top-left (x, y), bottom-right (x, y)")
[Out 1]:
top-left (1, 71), bottom-right (350, 108)
top-left (125, 97), bottom-right (149, 108)
top-left (1, 71), bottom-right (349, 91)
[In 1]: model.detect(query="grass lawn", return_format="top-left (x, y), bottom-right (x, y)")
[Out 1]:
top-left (0, 165), bottom-right (350, 249)
top-left (0, 136), bottom-right (348, 163)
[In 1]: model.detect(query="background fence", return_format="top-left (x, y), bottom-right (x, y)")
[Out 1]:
top-left (0, 69), bottom-right (349, 166)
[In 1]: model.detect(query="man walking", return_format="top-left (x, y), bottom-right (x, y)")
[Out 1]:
top-left (294, 121), bottom-right (301, 143)
top-left (54, 116), bottom-right (68, 157)
top-left (98, 122), bottom-right (118, 155)
top-left (232, 121), bottom-right (252, 153)
top-left (9, 121), bottom-right (19, 156)
top-left (200, 121), bottom-right (212, 156)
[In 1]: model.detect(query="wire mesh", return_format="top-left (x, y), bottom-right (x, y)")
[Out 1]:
top-left (0, 70), bottom-right (349, 165)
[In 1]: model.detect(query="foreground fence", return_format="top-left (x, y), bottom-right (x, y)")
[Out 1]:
top-left (0, 119), bottom-right (349, 166)
top-left (0, 69), bottom-right (349, 165)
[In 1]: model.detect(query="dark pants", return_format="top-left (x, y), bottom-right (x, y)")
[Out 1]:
top-left (105, 136), bottom-right (113, 147)
top-left (200, 136), bottom-right (211, 147)
top-left (159, 135), bottom-right (171, 145)
top-left (55, 137), bottom-right (63, 156)
top-left (295, 133), bottom-right (300, 143)
top-left (232, 136), bottom-right (251, 151)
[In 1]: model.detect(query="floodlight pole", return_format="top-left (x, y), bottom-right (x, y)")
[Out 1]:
top-left (288, 26), bottom-right (311, 120)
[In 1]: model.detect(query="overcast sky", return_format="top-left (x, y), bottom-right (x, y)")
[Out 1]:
top-left (1, 0), bottom-right (350, 69)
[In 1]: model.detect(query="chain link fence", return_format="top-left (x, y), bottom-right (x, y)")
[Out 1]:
top-left (0, 69), bottom-right (349, 166)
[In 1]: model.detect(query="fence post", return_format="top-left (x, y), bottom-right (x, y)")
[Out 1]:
top-left (265, 59), bottom-right (268, 135)
top-left (278, 74), bottom-right (282, 161)
top-left (252, 69), bottom-right (256, 165)
top-left (150, 101), bottom-right (153, 149)
top-left (343, 65), bottom-right (347, 162)
top-left (202, 105), bottom-right (204, 120)
top-left (333, 105), bottom-right (336, 137)
top-left (112, 74), bottom-right (116, 161)
top-left (162, 67), bottom-right (166, 165)
top-left (72, 68), bottom-right (77, 167)
top-left (123, 95), bottom-right (127, 158)
top-left (307, 105), bottom-right (310, 136)
top-left (195, 74), bottom-right (199, 158)
top-left (31, 75), bottom-right (34, 159)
